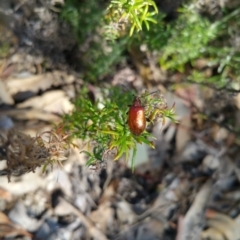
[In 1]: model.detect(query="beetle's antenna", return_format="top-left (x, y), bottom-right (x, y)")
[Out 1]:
top-left (115, 83), bottom-right (136, 98)
top-left (145, 90), bottom-right (160, 96)
top-left (121, 84), bottom-right (130, 92)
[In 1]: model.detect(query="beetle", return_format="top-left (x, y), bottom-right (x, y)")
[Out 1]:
top-left (127, 96), bottom-right (146, 136)
top-left (127, 90), bottom-right (167, 136)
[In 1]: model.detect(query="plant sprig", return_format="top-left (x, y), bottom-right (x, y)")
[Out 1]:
top-left (105, 0), bottom-right (158, 39)
top-left (63, 86), bottom-right (177, 170)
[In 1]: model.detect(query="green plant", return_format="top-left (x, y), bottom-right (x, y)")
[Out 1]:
top-left (104, 0), bottom-right (158, 40)
top-left (127, 11), bottom-right (171, 51)
top-left (158, 5), bottom-right (240, 90)
top-left (61, 0), bottom-right (126, 81)
top-left (0, 42), bottom-right (9, 58)
top-left (159, 6), bottom-right (220, 72)
top-left (63, 86), bottom-right (177, 170)
top-left (82, 37), bottom-right (127, 81)
top-left (61, 0), bottom-right (105, 44)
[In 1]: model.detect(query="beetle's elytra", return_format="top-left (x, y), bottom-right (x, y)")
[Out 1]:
top-left (127, 97), bottom-right (146, 136)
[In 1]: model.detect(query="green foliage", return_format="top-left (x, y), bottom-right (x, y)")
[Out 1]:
top-left (0, 43), bottom-right (9, 58)
top-left (127, 11), bottom-right (171, 51)
top-left (159, 6), bottom-right (220, 72)
top-left (108, 3), bottom-right (240, 91)
top-left (61, 0), bottom-right (240, 87)
top-left (105, 0), bottom-right (158, 40)
top-left (63, 86), bottom-right (177, 169)
top-left (61, 0), bottom-right (125, 81)
top-left (158, 6), bottom-right (240, 89)
top-left (59, 0), bottom-right (240, 170)
top-left (82, 37), bottom-right (127, 81)
top-left (61, 0), bottom-right (105, 44)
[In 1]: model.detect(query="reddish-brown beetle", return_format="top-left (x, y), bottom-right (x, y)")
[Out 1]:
top-left (127, 96), bottom-right (146, 136)
top-left (127, 90), bottom-right (167, 136)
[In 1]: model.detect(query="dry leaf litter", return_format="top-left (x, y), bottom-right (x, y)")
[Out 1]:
top-left (0, 0), bottom-right (240, 240)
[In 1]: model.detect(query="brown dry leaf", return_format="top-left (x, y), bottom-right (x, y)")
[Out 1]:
top-left (0, 211), bottom-right (32, 238)
top-left (99, 179), bottom-right (119, 204)
top-left (0, 59), bottom-right (15, 80)
top-left (176, 116), bottom-right (191, 152)
top-left (176, 181), bottom-right (212, 240)
top-left (201, 227), bottom-right (225, 240)
top-left (234, 93), bottom-right (240, 109)
top-left (17, 90), bottom-right (74, 114)
top-left (0, 80), bottom-right (14, 105)
top-left (116, 200), bottom-right (136, 225)
top-left (0, 187), bottom-right (13, 201)
top-left (6, 74), bottom-right (52, 95)
top-left (117, 218), bottom-right (166, 240)
top-left (54, 197), bottom-right (74, 216)
top-left (0, 64), bottom-right (15, 80)
top-left (204, 209), bottom-right (240, 240)
top-left (202, 155), bottom-right (220, 172)
top-left (90, 201), bottom-right (114, 233)
top-left (141, 219), bottom-right (166, 238)
top-left (58, 197), bottom-right (108, 240)
top-left (89, 180), bottom-right (118, 233)
top-left (5, 71), bottom-right (75, 96)
top-left (212, 124), bottom-right (229, 143)
top-left (0, 108), bottom-right (61, 122)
